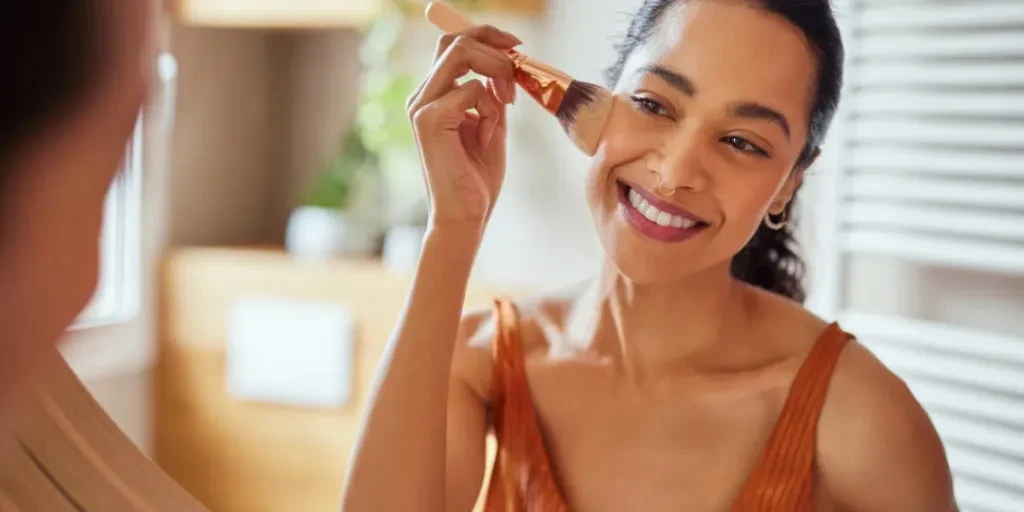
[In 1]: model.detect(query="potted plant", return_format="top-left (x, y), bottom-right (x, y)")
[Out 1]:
top-left (288, 0), bottom-right (487, 263)
top-left (286, 4), bottom-right (413, 260)
top-left (285, 129), bottom-right (381, 259)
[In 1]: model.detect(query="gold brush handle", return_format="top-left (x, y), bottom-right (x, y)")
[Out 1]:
top-left (425, 1), bottom-right (475, 33)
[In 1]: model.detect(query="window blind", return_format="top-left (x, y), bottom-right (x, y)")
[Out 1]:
top-left (823, 1), bottom-right (1024, 510)
top-left (72, 118), bottom-right (143, 329)
top-left (840, 0), bottom-right (1024, 275)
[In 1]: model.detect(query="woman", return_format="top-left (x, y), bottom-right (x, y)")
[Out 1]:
top-left (342, 0), bottom-right (958, 511)
top-left (0, 4), bottom-right (213, 510)
top-left (0, 0), bottom-right (153, 417)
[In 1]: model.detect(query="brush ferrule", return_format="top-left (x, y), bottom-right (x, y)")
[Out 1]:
top-left (507, 50), bottom-right (573, 116)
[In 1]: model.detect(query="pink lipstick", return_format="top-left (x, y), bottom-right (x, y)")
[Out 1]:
top-left (616, 180), bottom-right (709, 243)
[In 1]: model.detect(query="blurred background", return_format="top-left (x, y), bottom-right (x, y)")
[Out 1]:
top-left (59, 0), bottom-right (1023, 511)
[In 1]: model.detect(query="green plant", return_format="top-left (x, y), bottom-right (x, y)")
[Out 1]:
top-left (302, 0), bottom-right (487, 212)
top-left (356, 70), bottom-right (418, 159)
top-left (301, 3), bottom-right (416, 211)
top-left (303, 129), bottom-right (375, 209)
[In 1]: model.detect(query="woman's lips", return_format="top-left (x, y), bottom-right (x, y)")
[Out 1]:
top-left (617, 181), bottom-right (709, 243)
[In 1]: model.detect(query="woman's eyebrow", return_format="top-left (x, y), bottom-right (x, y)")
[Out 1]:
top-left (731, 102), bottom-right (792, 141)
top-left (636, 64), bottom-right (695, 96)
top-left (633, 64), bottom-right (792, 141)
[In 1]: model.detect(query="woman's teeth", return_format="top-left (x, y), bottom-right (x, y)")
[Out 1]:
top-left (627, 188), bottom-right (697, 229)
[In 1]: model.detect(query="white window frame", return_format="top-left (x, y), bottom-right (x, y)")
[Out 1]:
top-left (70, 116), bottom-right (144, 330)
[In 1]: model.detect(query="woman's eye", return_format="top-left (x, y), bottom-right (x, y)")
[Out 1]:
top-left (629, 95), bottom-right (670, 117)
top-left (723, 135), bottom-right (768, 158)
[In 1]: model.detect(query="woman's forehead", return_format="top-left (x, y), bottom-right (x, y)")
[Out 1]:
top-left (620, 1), bottom-right (818, 113)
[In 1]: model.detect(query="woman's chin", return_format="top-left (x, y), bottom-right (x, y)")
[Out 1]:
top-left (592, 213), bottom-right (722, 284)
top-left (600, 238), bottom-right (699, 285)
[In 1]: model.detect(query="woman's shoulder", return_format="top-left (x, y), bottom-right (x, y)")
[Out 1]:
top-left (747, 286), bottom-right (924, 420)
top-left (744, 284), bottom-right (837, 355)
top-left (451, 290), bottom-right (580, 404)
top-left (812, 329), bottom-right (956, 509)
top-left (748, 288), bottom-right (955, 508)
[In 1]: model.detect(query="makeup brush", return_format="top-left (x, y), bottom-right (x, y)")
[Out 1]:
top-left (424, 1), bottom-right (613, 156)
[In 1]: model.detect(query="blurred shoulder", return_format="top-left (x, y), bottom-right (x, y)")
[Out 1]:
top-left (450, 286), bottom-right (582, 403)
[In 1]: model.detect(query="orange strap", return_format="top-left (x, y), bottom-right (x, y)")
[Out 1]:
top-left (730, 323), bottom-right (851, 511)
top-left (487, 298), bottom-right (570, 512)
top-left (488, 299), bottom-right (850, 512)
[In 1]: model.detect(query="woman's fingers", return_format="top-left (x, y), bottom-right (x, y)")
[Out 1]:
top-left (432, 24), bottom-right (520, 61)
top-left (407, 26), bottom-right (518, 115)
top-left (407, 24), bottom-right (517, 111)
top-left (426, 34), bottom-right (514, 105)
top-left (485, 79), bottom-right (508, 131)
top-left (412, 79), bottom-right (501, 148)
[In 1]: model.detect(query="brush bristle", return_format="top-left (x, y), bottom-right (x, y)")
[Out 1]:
top-left (555, 81), bottom-right (603, 129)
top-left (554, 81), bottom-right (613, 156)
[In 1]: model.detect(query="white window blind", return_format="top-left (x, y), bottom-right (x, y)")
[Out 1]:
top-left (69, 51), bottom-right (178, 331)
top-left (839, 0), bottom-right (1024, 275)
top-left (818, 1), bottom-right (1024, 511)
top-left (71, 117), bottom-right (144, 329)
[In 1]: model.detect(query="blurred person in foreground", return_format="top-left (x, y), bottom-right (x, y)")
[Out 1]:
top-left (0, 3), bottom-right (215, 510)
top-left (0, 2), bottom-right (152, 420)
top-left (342, 1), bottom-right (959, 511)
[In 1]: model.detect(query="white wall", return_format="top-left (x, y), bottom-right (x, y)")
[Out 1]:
top-left (472, 1), bottom-right (638, 290)
top-left (393, 0), bottom-right (646, 291)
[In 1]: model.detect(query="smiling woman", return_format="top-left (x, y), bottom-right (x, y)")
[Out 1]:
top-left (341, 1), bottom-right (958, 511)
top-left (599, 0), bottom-right (841, 297)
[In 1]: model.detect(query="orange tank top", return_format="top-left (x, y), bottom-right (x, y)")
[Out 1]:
top-left (482, 298), bottom-right (851, 512)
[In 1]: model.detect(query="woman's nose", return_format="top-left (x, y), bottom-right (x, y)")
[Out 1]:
top-left (647, 131), bottom-right (710, 194)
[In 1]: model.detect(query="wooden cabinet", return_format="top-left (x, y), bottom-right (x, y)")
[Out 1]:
top-left (154, 247), bottom-right (512, 512)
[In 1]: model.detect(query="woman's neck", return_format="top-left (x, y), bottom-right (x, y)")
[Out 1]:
top-left (566, 260), bottom-right (757, 382)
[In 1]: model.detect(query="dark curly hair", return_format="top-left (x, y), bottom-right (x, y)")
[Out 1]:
top-left (0, 3), bottom-right (99, 169)
top-left (603, 0), bottom-right (844, 303)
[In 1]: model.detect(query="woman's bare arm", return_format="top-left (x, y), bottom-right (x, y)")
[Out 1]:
top-left (341, 228), bottom-right (484, 511)
top-left (817, 342), bottom-right (958, 512)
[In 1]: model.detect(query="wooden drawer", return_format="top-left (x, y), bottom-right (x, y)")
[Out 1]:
top-left (155, 247), bottom-right (508, 511)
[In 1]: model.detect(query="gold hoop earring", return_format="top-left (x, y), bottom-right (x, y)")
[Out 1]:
top-left (764, 210), bottom-right (788, 230)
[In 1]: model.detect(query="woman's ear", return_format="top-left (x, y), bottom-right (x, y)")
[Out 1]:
top-left (769, 147), bottom-right (820, 214)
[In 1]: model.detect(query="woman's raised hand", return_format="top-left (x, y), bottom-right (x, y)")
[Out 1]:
top-left (406, 24), bottom-right (521, 235)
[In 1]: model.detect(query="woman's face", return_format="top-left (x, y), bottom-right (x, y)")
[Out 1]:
top-left (587, 0), bottom-right (819, 284)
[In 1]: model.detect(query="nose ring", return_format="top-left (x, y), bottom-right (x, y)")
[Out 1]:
top-left (650, 170), bottom-right (676, 195)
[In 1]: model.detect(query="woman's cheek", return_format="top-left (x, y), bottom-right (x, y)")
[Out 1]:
top-left (721, 173), bottom-right (783, 225)
top-left (585, 99), bottom-right (645, 204)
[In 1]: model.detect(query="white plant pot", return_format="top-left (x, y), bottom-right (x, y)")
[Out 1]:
top-left (379, 149), bottom-right (427, 226)
top-left (381, 224), bottom-right (426, 272)
top-left (285, 207), bottom-right (377, 260)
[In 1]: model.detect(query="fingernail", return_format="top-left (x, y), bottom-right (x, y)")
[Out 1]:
top-left (480, 122), bottom-right (495, 147)
top-left (499, 80), bottom-right (513, 105)
top-left (503, 31), bottom-right (523, 45)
